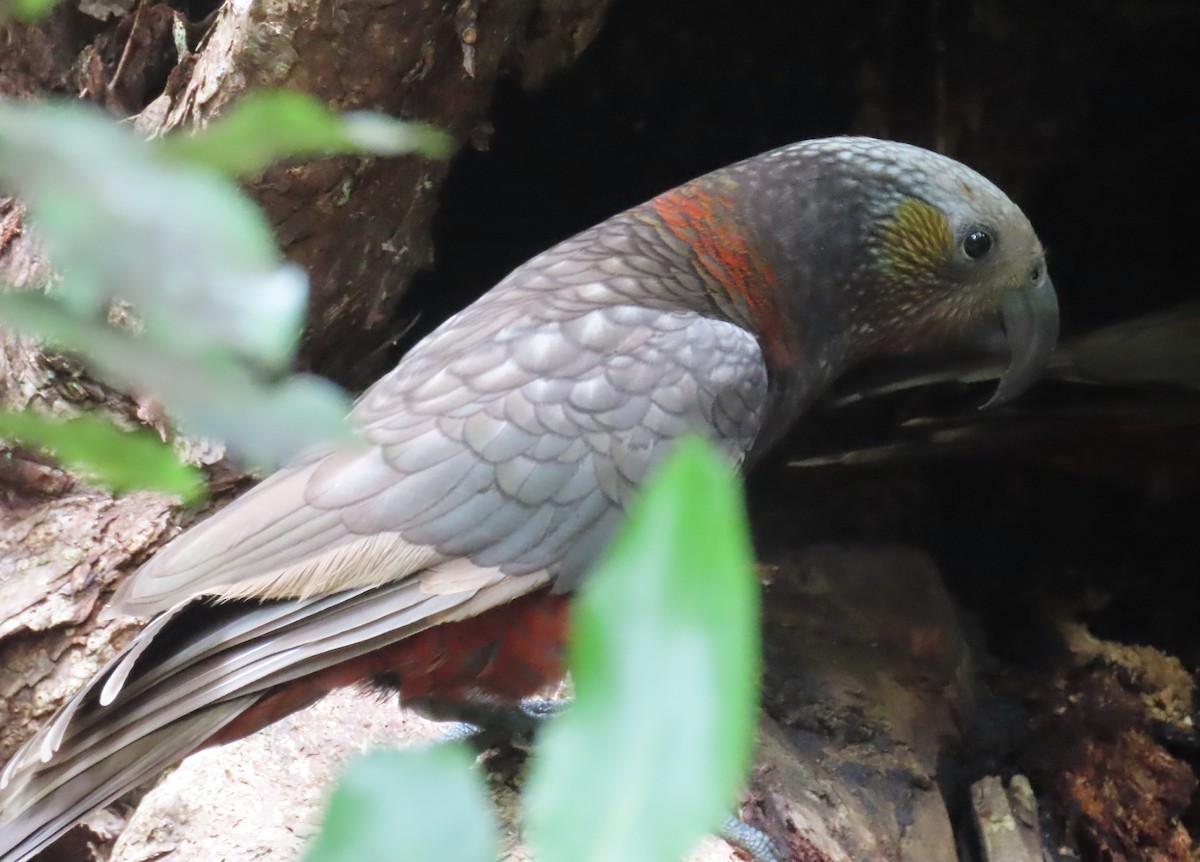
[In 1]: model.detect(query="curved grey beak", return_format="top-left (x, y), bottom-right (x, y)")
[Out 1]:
top-left (982, 276), bottom-right (1060, 408)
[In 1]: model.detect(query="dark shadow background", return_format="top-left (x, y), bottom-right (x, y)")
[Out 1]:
top-left (397, 0), bottom-right (1198, 345)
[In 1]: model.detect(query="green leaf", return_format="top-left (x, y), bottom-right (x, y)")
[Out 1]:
top-left (0, 96), bottom-right (449, 469)
top-left (0, 409), bottom-right (205, 503)
top-left (523, 437), bottom-right (761, 862)
top-left (305, 746), bottom-right (498, 862)
top-left (158, 90), bottom-right (454, 177)
top-left (0, 99), bottom-right (301, 371)
top-left (6, 0), bottom-right (59, 21)
top-left (0, 292), bottom-right (352, 469)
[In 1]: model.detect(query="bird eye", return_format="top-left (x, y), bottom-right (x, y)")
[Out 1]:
top-left (962, 228), bottom-right (993, 260)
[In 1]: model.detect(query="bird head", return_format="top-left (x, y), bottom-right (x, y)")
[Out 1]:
top-left (820, 138), bottom-right (1058, 407)
top-left (712, 137), bottom-right (1060, 409)
top-left (854, 141), bottom-right (1058, 406)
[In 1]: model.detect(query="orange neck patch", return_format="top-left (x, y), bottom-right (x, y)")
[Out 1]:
top-left (649, 178), bottom-right (798, 368)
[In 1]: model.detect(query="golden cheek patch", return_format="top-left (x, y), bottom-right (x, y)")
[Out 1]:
top-left (878, 196), bottom-right (953, 283)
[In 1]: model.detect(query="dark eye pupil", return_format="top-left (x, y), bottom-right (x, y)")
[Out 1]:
top-left (963, 229), bottom-right (993, 259)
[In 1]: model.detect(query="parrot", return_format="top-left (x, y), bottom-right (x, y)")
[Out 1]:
top-left (0, 136), bottom-right (1059, 862)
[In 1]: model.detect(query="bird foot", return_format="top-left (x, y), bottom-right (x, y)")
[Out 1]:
top-left (718, 814), bottom-right (784, 862)
top-left (416, 696), bottom-right (783, 862)
top-left (413, 695), bottom-right (566, 752)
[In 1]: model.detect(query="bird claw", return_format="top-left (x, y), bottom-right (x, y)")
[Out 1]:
top-left (514, 696), bottom-right (565, 721)
top-left (718, 814), bottom-right (785, 862)
top-left (430, 699), bottom-right (782, 862)
top-left (423, 695), bottom-right (567, 751)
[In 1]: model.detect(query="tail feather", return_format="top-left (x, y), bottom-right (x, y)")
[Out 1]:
top-left (0, 703), bottom-right (248, 862)
top-left (0, 579), bottom-right (488, 862)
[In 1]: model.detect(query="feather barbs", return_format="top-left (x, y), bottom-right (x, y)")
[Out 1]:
top-left (206, 532), bottom-right (442, 603)
top-left (877, 196), bottom-right (955, 284)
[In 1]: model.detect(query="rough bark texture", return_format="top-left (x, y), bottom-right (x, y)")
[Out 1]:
top-left (132, 0), bottom-right (612, 387)
top-left (0, 492), bottom-right (171, 762)
top-left (970, 776), bottom-right (1044, 862)
top-left (745, 546), bottom-right (969, 862)
top-left (3, 0), bottom-right (613, 389)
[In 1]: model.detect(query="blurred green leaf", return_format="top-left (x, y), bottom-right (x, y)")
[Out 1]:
top-left (0, 97), bottom-right (373, 469)
top-left (6, 0), bottom-right (59, 21)
top-left (305, 746), bottom-right (497, 862)
top-left (0, 99), bottom-right (301, 370)
top-left (0, 292), bottom-right (351, 468)
top-left (524, 437), bottom-right (761, 862)
top-left (158, 90), bottom-right (454, 177)
top-left (0, 409), bottom-right (205, 502)
top-left (0, 95), bottom-right (452, 473)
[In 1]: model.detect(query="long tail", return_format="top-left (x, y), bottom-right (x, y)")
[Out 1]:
top-left (0, 580), bottom-right (487, 862)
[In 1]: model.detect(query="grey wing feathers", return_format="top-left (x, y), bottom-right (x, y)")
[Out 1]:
top-left (108, 457), bottom-right (446, 615)
top-left (114, 245), bottom-right (769, 616)
top-left (0, 245), bottom-right (769, 862)
top-left (358, 300), bottom-right (769, 591)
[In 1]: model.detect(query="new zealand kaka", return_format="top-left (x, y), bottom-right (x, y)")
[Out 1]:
top-left (0, 137), bottom-right (1059, 862)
